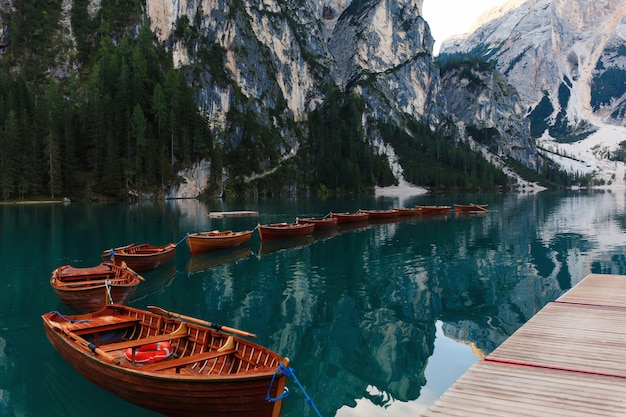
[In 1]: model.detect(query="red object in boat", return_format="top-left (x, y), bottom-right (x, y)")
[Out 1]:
top-left (125, 341), bottom-right (173, 363)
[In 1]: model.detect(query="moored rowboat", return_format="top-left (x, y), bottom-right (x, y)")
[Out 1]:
top-left (101, 243), bottom-right (176, 272)
top-left (296, 216), bottom-right (338, 230)
top-left (417, 205), bottom-right (452, 215)
top-left (258, 222), bottom-right (315, 241)
top-left (41, 304), bottom-right (289, 417)
top-left (360, 209), bottom-right (399, 220)
top-left (186, 230), bottom-right (253, 255)
top-left (50, 262), bottom-right (143, 313)
top-left (395, 207), bottom-right (422, 216)
top-left (330, 211), bottom-right (369, 223)
top-left (453, 203), bottom-right (488, 213)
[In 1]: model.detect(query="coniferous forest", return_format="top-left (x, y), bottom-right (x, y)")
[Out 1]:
top-left (0, 1), bottom-right (513, 201)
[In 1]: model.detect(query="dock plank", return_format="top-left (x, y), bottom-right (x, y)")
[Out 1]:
top-left (557, 273), bottom-right (626, 307)
top-left (422, 361), bottom-right (626, 417)
top-left (207, 211), bottom-right (258, 218)
top-left (488, 302), bottom-right (626, 377)
top-left (421, 273), bottom-right (626, 416)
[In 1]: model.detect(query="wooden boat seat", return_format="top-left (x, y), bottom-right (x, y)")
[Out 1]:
top-left (101, 333), bottom-right (189, 352)
top-left (137, 349), bottom-right (236, 372)
top-left (66, 316), bottom-right (141, 336)
top-left (58, 274), bottom-right (112, 282)
top-left (101, 324), bottom-right (189, 352)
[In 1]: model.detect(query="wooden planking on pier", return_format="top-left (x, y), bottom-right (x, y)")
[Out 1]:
top-left (421, 273), bottom-right (626, 416)
top-left (207, 210), bottom-right (259, 218)
top-left (557, 273), bottom-right (626, 307)
top-left (423, 361), bottom-right (626, 417)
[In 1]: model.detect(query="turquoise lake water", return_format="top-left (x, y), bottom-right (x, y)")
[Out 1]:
top-left (1, 190), bottom-right (626, 417)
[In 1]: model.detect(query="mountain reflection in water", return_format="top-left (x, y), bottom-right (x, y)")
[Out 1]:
top-left (1, 191), bottom-right (625, 417)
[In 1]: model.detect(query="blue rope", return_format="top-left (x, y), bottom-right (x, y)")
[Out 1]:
top-left (175, 234), bottom-right (189, 246)
top-left (267, 363), bottom-right (323, 417)
top-left (51, 311), bottom-right (90, 323)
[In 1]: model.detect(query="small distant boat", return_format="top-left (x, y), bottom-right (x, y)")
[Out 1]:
top-left (186, 230), bottom-right (253, 255)
top-left (453, 204), bottom-right (488, 213)
top-left (258, 222), bottom-right (315, 241)
top-left (296, 216), bottom-right (338, 230)
top-left (360, 209), bottom-right (399, 220)
top-left (331, 211), bottom-right (369, 223)
top-left (418, 205), bottom-right (452, 214)
top-left (41, 304), bottom-right (289, 417)
top-left (395, 207), bottom-right (422, 216)
top-left (50, 262), bottom-right (143, 313)
top-left (101, 243), bottom-right (176, 272)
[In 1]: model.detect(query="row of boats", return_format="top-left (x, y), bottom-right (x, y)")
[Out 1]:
top-left (189, 203), bottom-right (488, 253)
top-left (42, 202), bottom-right (487, 417)
top-left (49, 203), bottom-right (488, 314)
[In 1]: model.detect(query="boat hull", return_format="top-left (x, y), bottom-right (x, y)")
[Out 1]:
top-left (50, 263), bottom-right (142, 313)
top-left (360, 209), bottom-right (398, 220)
top-left (453, 204), bottom-right (488, 213)
top-left (296, 217), bottom-right (338, 230)
top-left (330, 212), bottom-right (369, 223)
top-left (186, 230), bottom-right (253, 255)
top-left (42, 306), bottom-right (287, 417)
top-left (417, 205), bottom-right (452, 215)
top-left (258, 223), bottom-right (315, 241)
top-left (101, 243), bottom-right (177, 272)
top-left (395, 207), bottom-right (422, 216)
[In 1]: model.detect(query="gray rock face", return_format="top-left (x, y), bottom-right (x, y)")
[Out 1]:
top-left (441, 0), bottom-right (626, 138)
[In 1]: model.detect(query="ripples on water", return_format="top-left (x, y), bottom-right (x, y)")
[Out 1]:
top-left (2, 191), bottom-right (626, 416)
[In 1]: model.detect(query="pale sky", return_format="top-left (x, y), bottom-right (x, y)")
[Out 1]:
top-left (422, 0), bottom-right (508, 55)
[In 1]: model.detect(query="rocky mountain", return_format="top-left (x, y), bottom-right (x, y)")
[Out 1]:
top-left (1, 0), bottom-right (622, 198)
top-left (441, 0), bottom-right (626, 186)
top-left (143, 0), bottom-right (541, 196)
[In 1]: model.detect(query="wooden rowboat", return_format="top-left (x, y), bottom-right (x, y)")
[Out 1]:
top-left (50, 262), bottom-right (143, 313)
top-left (258, 222), bottom-right (315, 241)
top-left (453, 203), bottom-right (488, 213)
top-left (101, 243), bottom-right (176, 272)
top-left (42, 304), bottom-right (289, 417)
top-left (417, 205), bottom-right (452, 214)
top-left (296, 216), bottom-right (338, 230)
top-left (395, 207), bottom-right (422, 216)
top-left (360, 209), bottom-right (399, 220)
top-left (186, 230), bottom-right (253, 255)
top-left (330, 211), bottom-right (369, 223)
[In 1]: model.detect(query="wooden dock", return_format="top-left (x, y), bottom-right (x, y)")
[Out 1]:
top-left (207, 210), bottom-right (258, 218)
top-left (422, 274), bottom-right (626, 416)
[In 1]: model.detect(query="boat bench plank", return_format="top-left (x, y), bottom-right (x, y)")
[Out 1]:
top-left (101, 333), bottom-right (188, 352)
top-left (66, 317), bottom-right (141, 335)
top-left (137, 349), bottom-right (236, 372)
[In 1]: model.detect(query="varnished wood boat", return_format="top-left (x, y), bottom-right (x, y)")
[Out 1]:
top-left (42, 304), bottom-right (288, 417)
top-left (296, 216), bottom-right (338, 230)
top-left (453, 203), bottom-right (488, 213)
top-left (258, 222), bottom-right (315, 241)
top-left (50, 262), bottom-right (143, 313)
top-left (186, 230), bottom-right (253, 255)
top-left (417, 205), bottom-right (452, 214)
top-left (101, 243), bottom-right (176, 272)
top-left (330, 211), bottom-right (369, 223)
top-left (360, 209), bottom-right (399, 220)
top-left (395, 207), bottom-right (422, 216)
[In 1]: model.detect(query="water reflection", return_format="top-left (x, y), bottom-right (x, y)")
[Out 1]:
top-left (3, 191), bottom-right (626, 416)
